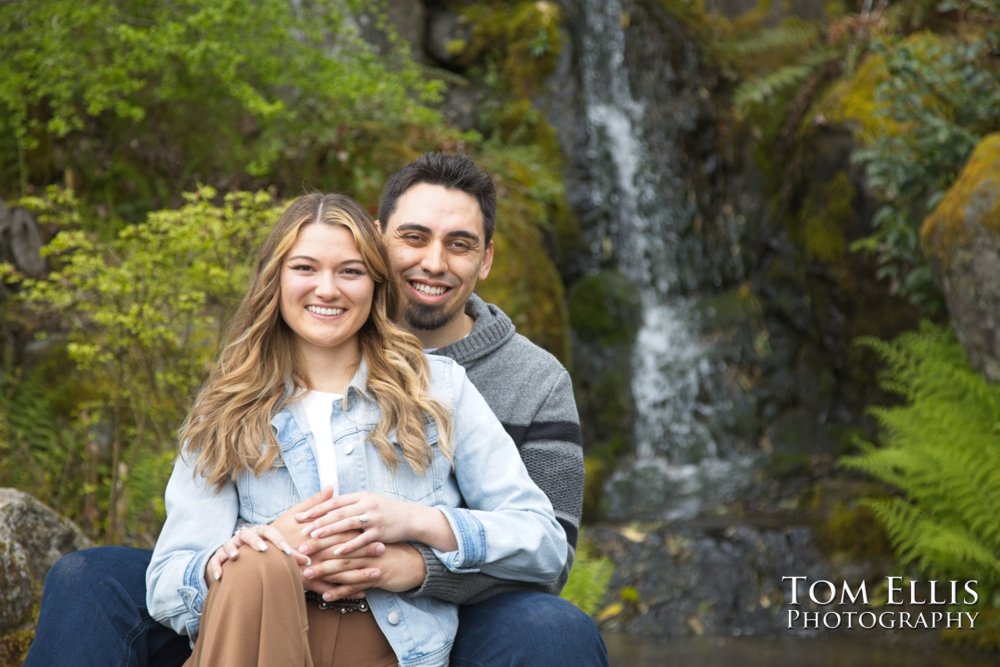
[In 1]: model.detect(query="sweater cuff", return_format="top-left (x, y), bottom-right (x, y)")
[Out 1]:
top-left (409, 543), bottom-right (467, 601)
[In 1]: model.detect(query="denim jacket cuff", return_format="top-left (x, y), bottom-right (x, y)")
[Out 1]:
top-left (432, 506), bottom-right (485, 572)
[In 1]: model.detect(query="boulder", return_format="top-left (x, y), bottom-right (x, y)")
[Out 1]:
top-left (921, 134), bottom-right (1000, 382)
top-left (0, 488), bottom-right (92, 661)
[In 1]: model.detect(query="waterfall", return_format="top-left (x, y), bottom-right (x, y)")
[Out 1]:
top-left (572, 0), bottom-right (756, 520)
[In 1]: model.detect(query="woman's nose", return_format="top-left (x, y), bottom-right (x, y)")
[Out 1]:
top-left (314, 272), bottom-right (340, 298)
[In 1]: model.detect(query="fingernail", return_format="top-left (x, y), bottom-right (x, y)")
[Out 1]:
top-left (214, 571), bottom-right (221, 581)
top-left (299, 526), bottom-right (310, 536)
top-left (305, 557), bottom-right (312, 566)
top-left (333, 546), bottom-right (343, 556)
top-left (229, 550), bottom-right (238, 558)
top-left (303, 568), bottom-right (314, 578)
top-left (298, 543), bottom-right (309, 553)
top-left (257, 543), bottom-right (268, 552)
top-left (310, 529), bottom-right (322, 538)
top-left (295, 513), bottom-right (306, 521)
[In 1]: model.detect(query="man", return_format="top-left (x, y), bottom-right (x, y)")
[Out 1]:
top-left (26, 153), bottom-right (608, 666)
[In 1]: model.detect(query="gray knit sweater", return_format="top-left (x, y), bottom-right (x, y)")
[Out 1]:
top-left (412, 294), bottom-right (584, 604)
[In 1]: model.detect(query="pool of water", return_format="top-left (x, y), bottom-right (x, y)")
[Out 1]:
top-left (602, 633), bottom-right (996, 666)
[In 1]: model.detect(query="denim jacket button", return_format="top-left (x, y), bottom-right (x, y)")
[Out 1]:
top-left (387, 611), bottom-right (401, 625)
top-left (344, 443), bottom-right (354, 455)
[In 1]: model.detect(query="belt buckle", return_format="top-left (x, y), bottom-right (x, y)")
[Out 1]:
top-left (307, 592), bottom-right (369, 614)
top-left (320, 598), bottom-right (369, 614)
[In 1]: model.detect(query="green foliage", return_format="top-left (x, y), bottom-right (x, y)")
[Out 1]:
top-left (0, 355), bottom-right (85, 515)
top-left (2, 187), bottom-right (280, 542)
top-left (0, 0), bottom-right (448, 217)
top-left (561, 532), bottom-right (615, 616)
top-left (850, 31), bottom-right (1000, 309)
top-left (734, 48), bottom-right (838, 109)
top-left (842, 322), bottom-right (1000, 606)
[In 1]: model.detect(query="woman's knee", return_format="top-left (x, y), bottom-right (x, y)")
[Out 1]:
top-left (219, 545), bottom-right (300, 589)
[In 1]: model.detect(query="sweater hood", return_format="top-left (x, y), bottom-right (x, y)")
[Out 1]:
top-left (434, 294), bottom-right (515, 367)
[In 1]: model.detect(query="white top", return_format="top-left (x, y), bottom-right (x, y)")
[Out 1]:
top-left (288, 389), bottom-right (341, 494)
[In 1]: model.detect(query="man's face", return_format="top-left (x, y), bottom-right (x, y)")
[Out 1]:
top-left (381, 183), bottom-right (494, 345)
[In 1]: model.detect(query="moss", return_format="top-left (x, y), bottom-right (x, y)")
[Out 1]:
top-left (0, 625), bottom-right (34, 667)
top-left (806, 478), bottom-right (894, 563)
top-left (477, 216), bottom-right (570, 364)
top-left (457, 1), bottom-right (563, 98)
top-left (920, 132), bottom-right (1000, 270)
top-left (797, 170), bottom-right (854, 263)
top-left (810, 51), bottom-right (898, 143)
top-left (567, 272), bottom-right (643, 347)
top-left (474, 141), bottom-right (575, 365)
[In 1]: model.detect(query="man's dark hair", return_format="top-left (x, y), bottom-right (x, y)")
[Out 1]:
top-left (378, 152), bottom-right (497, 244)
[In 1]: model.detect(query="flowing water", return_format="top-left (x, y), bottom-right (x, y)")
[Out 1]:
top-left (572, 0), bottom-right (756, 521)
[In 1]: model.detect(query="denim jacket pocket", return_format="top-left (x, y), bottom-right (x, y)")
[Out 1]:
top-left (237, 456), bottom-right (298, 523)
top-left (376, 421), bottom-right (449, 504)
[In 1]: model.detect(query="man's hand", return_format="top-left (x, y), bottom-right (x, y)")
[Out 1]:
top-left (299, 542), bottom-right (427, 600)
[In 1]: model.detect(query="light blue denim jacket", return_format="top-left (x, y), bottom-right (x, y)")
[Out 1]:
top-left (146, 355), bottom-right (566, 667)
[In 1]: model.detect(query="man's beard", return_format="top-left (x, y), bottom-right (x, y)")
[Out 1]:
top-left (403, 300), bottom-right (460, 332)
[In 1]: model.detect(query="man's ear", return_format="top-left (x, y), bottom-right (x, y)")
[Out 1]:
top-left (375, 219), bottom-right (385, 234)
top-left (479, 240), bottom-right (494, 280)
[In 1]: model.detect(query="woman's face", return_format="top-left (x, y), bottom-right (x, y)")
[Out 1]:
top-left (279, 223), bottom-right (374, 365)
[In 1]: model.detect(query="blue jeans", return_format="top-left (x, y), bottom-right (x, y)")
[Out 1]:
top-left (25, 547), bottom-right (608, 667)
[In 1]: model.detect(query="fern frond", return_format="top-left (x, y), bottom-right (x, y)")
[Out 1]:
top-left (844, 322), bottom-right (1000, 594)
top-left (734, 49), bottom-right (837, 108)
top-left (729, 21), bottom-right (821, 57)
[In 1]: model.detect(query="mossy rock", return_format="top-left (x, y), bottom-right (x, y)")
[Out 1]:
top-left (567, 271), bottom-right (643, 348)
top-left (478, 216), bottom-right (569, 365)
top-left (796, 170), bottom-right (854, 264)
top-left (920, 133), bottom-right (1000, 267)
top-left (919, 132), bottom-right (1000, 381)
top-left (457, 1), bottom-right (563, 98)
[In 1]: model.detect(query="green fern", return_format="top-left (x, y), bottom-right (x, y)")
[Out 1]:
top-left (728, 22), bottom-right (821, 57)
top-left (561, 531), bottom-right (614, 616)
top-left (733, 49), bottom-right (837, 109)
top-left (842, 322), bottom-right (1000, 595)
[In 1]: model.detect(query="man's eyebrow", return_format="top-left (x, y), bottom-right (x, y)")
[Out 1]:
top-left (395, 223), bottom-right (432, 234)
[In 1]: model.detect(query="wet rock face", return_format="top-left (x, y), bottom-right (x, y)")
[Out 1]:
top-left (921, 133), bottom-right (1000, 382)
top-left (0, 489), bottom-right (91, 635)
top-left (589, 522), bottom-right (829, 637)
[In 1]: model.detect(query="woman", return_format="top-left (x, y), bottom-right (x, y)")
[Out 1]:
top-left (146, 193), bottom-right (566, 666)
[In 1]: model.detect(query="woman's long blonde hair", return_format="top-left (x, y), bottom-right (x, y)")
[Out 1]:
top-left (181, 193), bottom-right (452, 487)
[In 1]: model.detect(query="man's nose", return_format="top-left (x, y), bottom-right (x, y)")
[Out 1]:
top-left (420, 243), bottom-right (447, 274)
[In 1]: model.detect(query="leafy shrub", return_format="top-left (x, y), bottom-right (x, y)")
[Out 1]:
top-left (842, 323), bottom-right (1000, 624)
top-left (2, 188), bottom-right (280, 542)
top-left (0, 0), bottom-right (448, 217)
top-left (850, 31), bottom-right (1000, 308)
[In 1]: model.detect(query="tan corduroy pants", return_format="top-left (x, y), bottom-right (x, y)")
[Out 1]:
top-left (184, 546), bottom-right (397, 667)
